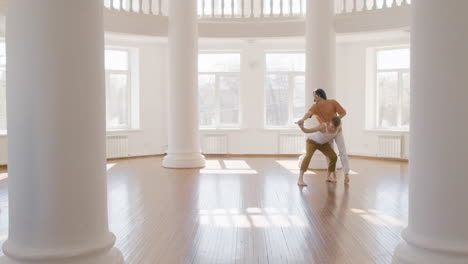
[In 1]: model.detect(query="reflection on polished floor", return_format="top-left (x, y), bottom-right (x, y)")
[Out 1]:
top-left (0, 156), bottom-right (408, 264)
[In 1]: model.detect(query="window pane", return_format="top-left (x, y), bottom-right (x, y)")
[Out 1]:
top-left (199, 74), bottom-right (216, 127)
top-left (293, 75), bottom-right (305, 121)
top-left (198, 53), bottom-right (241, 128)
top-left (266, 53), bottom-right (305, 72)
top-left (199, 53), bottom-right (241, 72)
top-left (219, 75), bottom-right (240, 126)
top-left (105, 50), bottom-right (128, 71)
top-left (377, 72), bottom-right (399, 128)
top-left (265, 74), bottom-right (289, 127)
top-left (107, 74), bottom-right (129, 129)
top-left (377, 48), bottom-right (409, 70)
top-left (223, 0), bottom-right (240, 16)
top-left (401, 72), bottom-right (410, 128)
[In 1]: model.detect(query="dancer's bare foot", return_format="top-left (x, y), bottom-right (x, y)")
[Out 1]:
top-left (297, 180), bottom-right (308, 187)
top-left (344, 174), bottom-right (350, 185)
top-left (326, 175), bottom-right (337, 183)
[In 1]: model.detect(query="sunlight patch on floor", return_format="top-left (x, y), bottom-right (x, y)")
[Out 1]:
top-left (201, 160), bottom-right (258, 174)
top-left (275, 160), bottom-right (316, 175)
top-left (351, 207), bottom-right (405, 227)
top-left (106, 163), bottom-right (116, 171)
top-left (198, 207), bottom-right (307, 228)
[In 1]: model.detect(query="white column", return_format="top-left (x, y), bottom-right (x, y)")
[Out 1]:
top-left (300, 0), bottom-right (337, 170)
top-left (393, 1), bottom-right (468, 264)
top-left (163, 0), bottom-right (205, 168)
top-left (3, 1), bottom-right (123, 264)
top-left (305, 0), bottom-right (335, 100)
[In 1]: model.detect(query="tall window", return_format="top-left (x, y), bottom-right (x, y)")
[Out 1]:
top-left (105, 49), bottom-right (132, 130)
top-left (198, 53), bottom-right (241, 128)
top-left (265, 53), bottom-right (305, 128)
top-left (0, 41), bottom-right (6, 134)
top-left (375, 47), bottom-right (410, 130)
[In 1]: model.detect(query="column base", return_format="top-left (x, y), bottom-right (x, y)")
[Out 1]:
top-left (162, 152), bottom-right (206, 168)
top-left (393, 229), bottom-right (468, 264)
top-left (1, 233), bottom-right (124, 264)
top-left (0, 247), bottom-right (124, 264)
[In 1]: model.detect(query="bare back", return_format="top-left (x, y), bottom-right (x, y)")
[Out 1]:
top-left (308, 100), bottom-right (345, 123)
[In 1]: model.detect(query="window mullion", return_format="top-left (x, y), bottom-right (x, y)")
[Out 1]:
top-left (375, 70), bottom-right (380, 128)
top-left (127, 70), bottom-right (132, 130)
top-left (398, 71), bottom-right (403, 128)
top-left (215, 74), bottom-right (221, 128)
top-left (288, 73), bottom-right (294, 126)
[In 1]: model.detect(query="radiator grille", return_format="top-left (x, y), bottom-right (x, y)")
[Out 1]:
top-left (202, 134), bottom-right (228, 154)
top-left (378, 135), bottom-right (402, 158)
top-left (106, 135), bottom-right (129, 159)
top-left (279, 134), bottom-right (305, 154)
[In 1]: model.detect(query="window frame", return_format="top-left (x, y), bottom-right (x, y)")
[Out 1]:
top-left (105, 47), bottom-right (133, 131)
top-left (264, 51), bottom-right (305, 129)
top-left (198, 52), bottom-right (242, 129)
top-left (374, 46), bottom-right (410, 131)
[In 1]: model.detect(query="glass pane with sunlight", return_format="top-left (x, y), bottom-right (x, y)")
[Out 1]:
top-left (401, 72), bottom-right (410, 128)
top-left (107, 74), bottom-right (129, 129)
top-left (266, 53), bottom-right (305, 72)
top-left (199, 74), bottom-right (217, 127)
top-left (377, 48), bottom-right (410, 70)
top-left (199, 53), bottom-right (241, 73)
top-left (105, 50), bottom-right (129, 71)
top-left (377, 72), bottom-right (399, 128)
top-left (265, 74), bottom-right (289, 127)
top-left (219, 75), bottom-right (240, 126)
top-left (293, 75), bottom-right (305, 121)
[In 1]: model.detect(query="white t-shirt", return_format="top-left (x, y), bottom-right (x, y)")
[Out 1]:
top-left (306, 123), bottom-right (340, 144)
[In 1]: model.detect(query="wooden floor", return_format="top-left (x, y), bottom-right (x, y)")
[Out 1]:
top-left (0, 156), bottom-right (408, 264)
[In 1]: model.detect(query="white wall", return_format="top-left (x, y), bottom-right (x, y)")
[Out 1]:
top-left (336, 31), bottom-right (410, 158)
top-left (198, 38), bottom-right (306, 154)
top-left (0, 34), bottom-right (169, 165)
top-left (197, 34), bottom-right (412, 157)
top-left (105, 34), bottom-right (169, 157)
top-left (0, 31), bottom-right (411, 165)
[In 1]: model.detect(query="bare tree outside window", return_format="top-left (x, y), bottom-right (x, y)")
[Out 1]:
top-left (265, 53), bottom-right (305, 128)
top-left (198, 53), bottom-right (241, 128)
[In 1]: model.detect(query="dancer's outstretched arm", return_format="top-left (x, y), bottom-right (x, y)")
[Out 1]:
top-left (297, 111), bottom-right (313, 125)
top-left (298, 123), bottom-right (325, 134)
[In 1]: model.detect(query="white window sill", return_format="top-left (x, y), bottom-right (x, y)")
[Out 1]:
top-left (364, 128), bottom-right (409, 134)
top-left (200, 127), bottom-right (243, 132)
top-left (0, 130), bottom-right (145, 137)
top-left (107, 128), bottom-right (142, 134)
top-left (263, 127), bottom-right (302, 132)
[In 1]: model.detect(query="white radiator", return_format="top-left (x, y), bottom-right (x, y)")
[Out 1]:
top-left (0, 137), bottom-right (7, 165)
top-left (278, 134), bottom-right (305, 154)
top-left (201, 134), bottom-right (228, 154)
top-left (106, 135), bottom-right (129, 159)
top-left (378, 135), bottom-right (402, 158)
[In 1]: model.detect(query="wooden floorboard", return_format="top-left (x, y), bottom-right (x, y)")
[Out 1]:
top-left (0, 156), bottom-right (408, 263)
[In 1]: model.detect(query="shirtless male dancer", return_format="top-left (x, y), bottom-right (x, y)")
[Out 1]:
top-left (297, 117), bottom-right (342, 186)
top-left (297, 89), bottom-right (350, 184)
